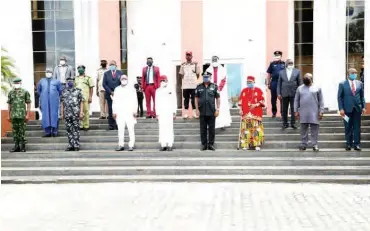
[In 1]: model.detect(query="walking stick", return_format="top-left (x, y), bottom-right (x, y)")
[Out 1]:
top-left (237, 115), bottom-right (242, 150)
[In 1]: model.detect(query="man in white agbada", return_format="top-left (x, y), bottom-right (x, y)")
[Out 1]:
top-left (206, 56), bottom-right (232, 129)
top-left (155, 75), bottom-right (177, 151)
top-left (113, 75), bottom-right (138, 151)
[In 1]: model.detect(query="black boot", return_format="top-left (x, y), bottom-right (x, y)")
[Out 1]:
top-left (10, 143), bottom-right (20, 152)
top-left (20, 143), bottom-right (26, 152)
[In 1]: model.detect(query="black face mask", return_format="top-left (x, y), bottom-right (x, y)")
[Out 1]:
top-left (101, 63), bottom-right (107, 68)
top-left (303, 78), bottom-right (311, 85)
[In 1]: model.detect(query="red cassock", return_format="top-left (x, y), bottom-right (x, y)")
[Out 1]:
top-left (239, 87), bottom-right (265, 121)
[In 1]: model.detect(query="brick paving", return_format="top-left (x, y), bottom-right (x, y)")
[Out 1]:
top-left (0, 183), bottom-right (369, 231)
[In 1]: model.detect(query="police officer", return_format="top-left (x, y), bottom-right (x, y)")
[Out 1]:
top-left (195, 65), bottom-right (221, 151)
top-left (7, 77), bottom-right (32, 152)
top-left (61, 76), bottom-right (84, 151)
top-left (266, 51), bottom-right (285, 117)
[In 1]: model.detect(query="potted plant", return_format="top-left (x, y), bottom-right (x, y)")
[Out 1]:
top-left (231, 94), bottom-right (239, 108)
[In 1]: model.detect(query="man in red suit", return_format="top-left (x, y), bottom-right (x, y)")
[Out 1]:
top-left (141, 57), bottom-right (160, 118)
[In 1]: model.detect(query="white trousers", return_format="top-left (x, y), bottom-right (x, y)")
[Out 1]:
top-left (117, 117), bottom-right (135, 148)
top-left (158, 116), bottom-right (174, 147)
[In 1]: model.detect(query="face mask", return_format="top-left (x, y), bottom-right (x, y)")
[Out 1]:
top-left (349, 73), bottom-right (357, 80)
top-left (78, 69), bottom-right (85, 75)
top-left (121, 80), bottom-right (128, 86)
top-left (147, 61), bottom-right (153, 66)
top-left (303, 78), bottom-right (311, 85)
top-left (247, 83), bottom-right (254, 89)
top-left (287, 65), bottom-right (293, 69)
top-left (14, 84), bottom-right (21, 89)
top-left (160, 81), bottom-right (167, 88)
top-left (109, 65), bottom-right (116, 71)
top-left (212, 62), bottom-right (218, 67)
top-left (67, 82), bottom-right (74, 88)
top-left (46, 73), bottom-right (52, 78)
top-left (101, 63), bottom-right (107, 68)
top-left (203, 76), bottom-right (210, 83)
top-left (274, 56), bottom-right (281, 61)
top-left (60, 60), bottom-right (66, 65)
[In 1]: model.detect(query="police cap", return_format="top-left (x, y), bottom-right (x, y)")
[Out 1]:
top-left (13, 77), bottom-right (22, 83)
top-left (274, 51), bottom-right (282, 56)
top-left (202, 63), bottom-right (212, 76)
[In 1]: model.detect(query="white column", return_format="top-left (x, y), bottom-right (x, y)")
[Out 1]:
top-left (313, 0), bottom-right (346, 111)
top-left (365, 0), bottom-right (370, 102)
top-left (288, 0), bottom-right (295, 60)
top-left (0, 0), bottom-right (34, 110)
top-left (74, 0), bottom-right (100, 113)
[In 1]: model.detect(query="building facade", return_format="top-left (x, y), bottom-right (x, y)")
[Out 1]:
top-left (1, 0), bottom-right (369, 114)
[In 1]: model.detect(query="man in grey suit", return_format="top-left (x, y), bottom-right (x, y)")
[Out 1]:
top-left (53, 56), bottom-right (74, 89)
top-left (277, 59), bottom-right (302, 129)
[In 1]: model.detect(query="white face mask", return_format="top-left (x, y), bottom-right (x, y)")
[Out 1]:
top-left (14, 84), bottom-right (21, 89)
top-left (274, 56), bottom-right (281, 61)
top-left (160, 81), bottom-right (168, 88)
top-left (46, 73), bottom-right (52, 78)
top-left (287, 65), bottom-right (293, 70)
top-left (121, 80), bottom-right (128, 86)
top-left (60, 60), bottom-right (66, 65)
top-left (212, 62), bottom-right (218, 67)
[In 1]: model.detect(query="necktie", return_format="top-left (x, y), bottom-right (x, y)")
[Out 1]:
top-left (112, 71), bottom-right (116, 78)
top-left (147, 67), bottom-right (151, 83)
top-left (351, 81), bottom-right (356, 96)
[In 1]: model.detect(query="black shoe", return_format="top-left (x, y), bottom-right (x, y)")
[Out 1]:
top-left (167, 147), bottom-right (173, 151)
top-left (272, 114), bottom-right (276, 118)
top-left (10, 144), bottom-right (20, 153)
top-left (146, 116), bottom-right (151, 119)
top-left (282, 125), bottom-right (288, 130)
top-left (345, 146), bottom-right (352, 151)
top-left (74, 147), bottom-right (80, 151)
top-left (128, 147), bottom-right (134, 151)
top-left (43, 134), bottom-right (51, 137)
top-left (220, 127), bottom-right (226, 131)
top-left (208, 144), bottom-right (216, 151)
top-left (115, 146), bottom-right (125, 151)
top-left (160, 147), bottom-right (167, 151)
top-left (99, 116), bottom-right (105, 119)
top-left (291, 125), bottom-right (298, 130)
top-left (52, 134), bottom-right (58, 137)
top-left (201, 145), bottom-right (207, 151)
top-left (299, 145), bottom-right (307, 151)
top-left (20, 144), bottom-right (26, 152)
top-left (313, 145), bottom-right (319, 152)
top-left (65, 147), bottom-right (74, 151)
top-left (354, 145), bottom-right (362, 151)
top-left (108, 127), bottom-right (115, 130)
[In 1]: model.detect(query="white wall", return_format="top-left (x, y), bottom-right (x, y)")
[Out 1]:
top-left (1, 0), bottom-right (35, 110)
top-left (203, 0), bottom-right (266, 91)
top-left (74, 0), bottom-right (100, 113)
top-left (365, 0), bottom-right (370, 103)
top-left (313, 0), bottom-right (346, 110)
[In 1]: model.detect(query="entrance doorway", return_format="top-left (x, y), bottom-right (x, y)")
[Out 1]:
top-left (175, 65), bottom-right (182, 109)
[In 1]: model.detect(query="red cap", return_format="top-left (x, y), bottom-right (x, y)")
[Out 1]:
top-left (159, 75), bottom-right (168, 81)
top-left (247, 76), bottom-right (255, 82)
top-left (185, 51), bottom-right (192, 55)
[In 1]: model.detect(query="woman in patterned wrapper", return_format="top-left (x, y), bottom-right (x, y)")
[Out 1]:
top-left (238, 76), bottom-right (265, 151)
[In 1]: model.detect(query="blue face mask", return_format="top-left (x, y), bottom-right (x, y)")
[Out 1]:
top-left (109, 65), bottom-right (116, 71)
top-left (203, 76), bottom-right (210, 83)
top-left (247, 83), bottom-right (254, 88)
top-left (349, 73), bottom-right (357, 80)
top-left (67, 82), bottom-right (74, 88)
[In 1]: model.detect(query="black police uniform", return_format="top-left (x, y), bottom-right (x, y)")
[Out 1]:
top-left (195, 82), bottom-right (220, 148)
top-left (267, 59), bottom-right (285, 116)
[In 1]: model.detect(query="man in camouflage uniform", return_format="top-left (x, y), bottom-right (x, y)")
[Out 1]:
top-left (74, 65), bottom-right (94, 131)
top-left (61, 76), bottom-right (84, 151)
top-left (7, 77), bottom-right (31, 152)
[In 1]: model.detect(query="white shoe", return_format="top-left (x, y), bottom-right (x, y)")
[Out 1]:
top-left (192, 109), bottom-right (199, 118)
top-left (255, 147), bottom-right (261, 151)
top-left (183, 110), bottom-right (189, 119)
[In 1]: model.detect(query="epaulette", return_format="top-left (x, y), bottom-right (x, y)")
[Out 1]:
top-left (181, 62), bottom-right (186, 65)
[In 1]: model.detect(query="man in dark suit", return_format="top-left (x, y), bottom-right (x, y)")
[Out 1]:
top-left (338, 68), bottom-right (366, 151)
top-left (141, 57), bottom-right (160, 118)
top-left (277, 59), bottom-right (302, 129)
top-left (103, 60), bottom-right (123, 130)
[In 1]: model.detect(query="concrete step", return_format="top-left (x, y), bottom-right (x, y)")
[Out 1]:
top-left (3, 165), bottom-right (370, 177)
top-left (2, 133), bottom-right (367, 144)
top-left (6, 127), bottom-right (368, 137)
top-left (3, 157), bottom-right (370, 168)
top-left (2, 141), bottom-right (370, 151)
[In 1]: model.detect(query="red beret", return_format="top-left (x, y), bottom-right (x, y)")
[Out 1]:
top-left (159, 75), bottom-right (168, 81)
top-left (247, 76), bottom-right (255, 82)
top-left (185, 51), bottom-right (192, 55)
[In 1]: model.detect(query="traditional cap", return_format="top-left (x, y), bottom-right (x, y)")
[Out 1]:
top-left (66, 76), bottom-right (74, 81)
top-left (120, 75), bottom-right (128, 80)
top-left (159, 75), bottom-right (168, 81)
top-left (185, 51), bottom-right (192, 55)
top-left (77, 65), bottom-right (86, 69)
top-left (274, 50), bottom-right (282, 56)
top-left (247, 76), bottom-right (255, 82)
top-left (45, 68), bottom-right (53, 72)
top-left (13, 77), bottom-right (22, 83)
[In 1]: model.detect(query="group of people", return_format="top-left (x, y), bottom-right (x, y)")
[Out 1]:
top-left (6, 51), bottom-right (366, 152)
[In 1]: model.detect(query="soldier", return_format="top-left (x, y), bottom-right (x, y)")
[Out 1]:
top-left (266, 50), bottom-right (286, 117)
top-left (195, 68), bottom-right (220, 151)
top-left (7, 77), bottom-right (31, 152)
top-left (61, 76), bottom-right (84, 151)
top-left (74, 65), bottom-right (94, 131)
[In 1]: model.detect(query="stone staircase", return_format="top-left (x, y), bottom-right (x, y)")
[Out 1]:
top-left (2, 109), bottom-right (370, 184)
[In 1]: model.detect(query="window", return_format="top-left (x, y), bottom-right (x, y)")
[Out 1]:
top-left (31, 0), bottom-right (75, 84)
top-left (120, 0), bottom-right (128, 74)
top-left (294, 1), bottom-right (314, 76)
top-left (346, 0), bottom-right (364, 73)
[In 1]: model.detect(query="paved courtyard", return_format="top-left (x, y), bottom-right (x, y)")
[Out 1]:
top-left (0, 183), bottom-right (369, 231)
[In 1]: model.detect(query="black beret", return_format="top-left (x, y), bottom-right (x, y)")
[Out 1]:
top-left (274, 51), bottom-right (283, 55)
